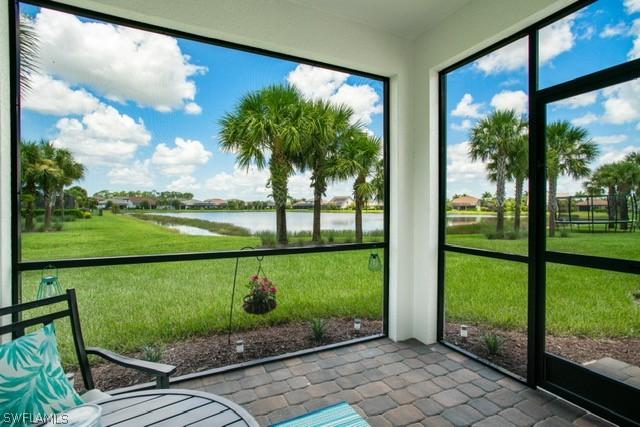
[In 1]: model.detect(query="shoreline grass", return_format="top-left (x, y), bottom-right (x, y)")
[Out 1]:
top-left (131, 213), bottom-right (251, 236)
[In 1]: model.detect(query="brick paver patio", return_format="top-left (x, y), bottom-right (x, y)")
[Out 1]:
top-left (179, 338), bottom-right (617, 426)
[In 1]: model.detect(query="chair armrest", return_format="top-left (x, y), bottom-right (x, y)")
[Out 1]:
top-left (86, 347), bottom-right (176, 388)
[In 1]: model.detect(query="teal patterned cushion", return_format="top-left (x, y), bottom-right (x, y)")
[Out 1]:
top-left (0, 323), bottom-right (83, 426)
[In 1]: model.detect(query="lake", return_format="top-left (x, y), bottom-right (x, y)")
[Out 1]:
top-left (154, 211), bottom-right (385, 234)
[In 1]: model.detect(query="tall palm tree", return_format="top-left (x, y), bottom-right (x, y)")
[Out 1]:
top-left (53, 148), bottom-right (85, 221)
top-left (371, 158), bottom-right (384, 206)
top-left (546, 121), bottom-right (598, 237)
top-left (35, 144), bottom-right (64, 231)
top-left (507, 133), bottom-right (528, 233)
top-left (330, 131), bottom-right (381, 243)
top-left (469, 110), bottom-right (526, 236)
top-left (298, 100), bottom-right (354, 243)
top-left (219, 85), bottom-right (307, 246)
top-left (20, 140), bottom-right (43, 231)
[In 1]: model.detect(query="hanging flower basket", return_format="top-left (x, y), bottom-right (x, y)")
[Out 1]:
top-left (243, 274), bottom-right (278, 315)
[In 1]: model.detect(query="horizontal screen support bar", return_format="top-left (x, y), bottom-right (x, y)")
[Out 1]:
top-left (17, 242), bottom-right (387, 271)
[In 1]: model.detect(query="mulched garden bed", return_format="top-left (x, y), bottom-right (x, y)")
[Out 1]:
top-left (445, 321), bottom-right (640, 379)
top-left (75, 317), bottom-right (382, 392)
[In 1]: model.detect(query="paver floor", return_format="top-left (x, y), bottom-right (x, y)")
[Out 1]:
top-left (179, 338), bottom-right (618, 426)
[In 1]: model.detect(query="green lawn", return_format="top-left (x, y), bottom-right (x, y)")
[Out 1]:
top-left (20, 213), bottom-right (640, 366)
top-left (446, 233), bottom-right (640, 338)
top-left (21, 213), bottom-right (383, 365)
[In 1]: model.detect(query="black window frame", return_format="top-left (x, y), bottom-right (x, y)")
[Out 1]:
top-left (438, 1), bottom-right (640, 424)
top-left (8, 0), bottom-right (390, 338)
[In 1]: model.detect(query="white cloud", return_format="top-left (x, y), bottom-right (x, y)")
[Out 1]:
top-left (474, 38), bottom-right (527, 75)
top-left (184, 102), bottom-right (202, 115)
top-left (451, 119), bottom-right (473, 132)
top-left (595, 145), bottom-right (638, 167)
top-left (22, 74), bottom-right (101, 116)
top-left (167, 175), bottom-right (200, 191)
top-left (33, 8), bottom-right (206, 112)
top-left (446, 141), bottom-right (486, 185)
top-left (571, 113), bottom-right (599, 126)
top-left (474, 15), bottom-right (575, 75)
top-left (490, 90), bottom-right (528, 115)
top-left (107, 159), bottom-right (153, 188)
top-left (602, 79), bottom-right (640, 124)
top-left (451, 94), bottom-right (483, 119)
top-left (592, 134), bottom-right (628, 145)
top-left (287, 64), bottom-right (348, 101)
top-left (286, 64), bottom-right (381, 126)
top-left (625, 0), bottom-right (640, 14)
top-left (329, 84), bottom-right (383, 125)
top-left (554, 92), bottom-right (598, 109)
top-left (52, 105), bottom-right (151, 165)
top-left (151, 138), bottom-right (212, 175)
top-left (539, 15), bottom-right (577, 64)
top-left (628, 19), bottom-right (640, 59)
top-left (600, 22), bottom-right (629, 38)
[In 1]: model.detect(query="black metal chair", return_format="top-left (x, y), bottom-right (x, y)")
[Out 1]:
top-left (0, 288), bottom-right (176, 391)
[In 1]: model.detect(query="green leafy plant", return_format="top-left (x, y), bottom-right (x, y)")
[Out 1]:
top-left (481, 332), bottom-right (504, 356)
top-left (560, 230), bottom-right (570, 238)
top-left (243, 275), bottom-right (278, 314)
top-left (141, 345), bottom-right (164, 362)
top-left (310, 318), bottom-right (327, 342)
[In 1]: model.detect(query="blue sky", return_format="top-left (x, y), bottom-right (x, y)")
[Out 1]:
top-left (19, 3), bottom-right (384, 201)
top-left (446, 0), bottom-right (640, 198)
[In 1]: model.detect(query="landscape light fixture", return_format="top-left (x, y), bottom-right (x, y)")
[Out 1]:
top-left (460, 325), bottom-right (468, 338)
top-left (235, 339), bottom-right (244, 354)
top-left (354, 318), bottom-right (362, 334)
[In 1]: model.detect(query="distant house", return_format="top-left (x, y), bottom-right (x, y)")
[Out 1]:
top-left (204, 198), bottom-right (227, 208)
top-left (450, 195), bottom-right (481, 211)
top-left (107, 198), bottom-right (135, 209)
top-left (325, 196), bottom-right (354, 209)
top-left (181, 199), bottom-right (209, 209)
top-left (292, 200), bottom-right (314, 209)
top-left (576, 198), bottom-right (609, 212)
top-left (129, 196), bottom-right (157, 209)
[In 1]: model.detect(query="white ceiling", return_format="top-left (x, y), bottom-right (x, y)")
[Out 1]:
top-left (286, 0), bottom-right (472, 40)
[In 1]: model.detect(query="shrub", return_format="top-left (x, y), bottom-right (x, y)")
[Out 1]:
top-left (22, 208), bottom-right (84, 219)
top-left (52, 221), bottom-right (64, 231)
top-left (481, 332), bottom-right (504, 356)
top-left (559, 230), bottom-right (570, 238)
top-left (140, 345), bottom-right (164, 362)
top-left (82, 211), bottom-right (92, 219)
top-left (310, 318), bottom-right (327, 342)
top-left (257, 231), bottom-right (277, 247)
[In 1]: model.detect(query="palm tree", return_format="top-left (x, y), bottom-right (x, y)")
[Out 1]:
top-left (330, 131), bottom-right (381, 243)
top-left (546, 121), bottom-right (598, 237)
top-left (469, 110), bottom-right (526, 236)
top-left (19, 14), bottom-right (39, 96)
top-left (34, 144), bottom-right (64, 231)
top-left (53, 148), bottom-right (85, 221)
top-left (507, 133), bottom-right (528, 232)
top-left (298, 100), bottom-right (354, 243)
top-left (20, 140), bottom-right (43, 231)
top-left (219, 85), bottom-right (307, 246)
top-left (371, 158), bottom-right (384, 206)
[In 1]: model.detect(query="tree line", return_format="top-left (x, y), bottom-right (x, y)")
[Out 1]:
top-left (469, 109), bottom-right (640, 237)
top-left (219, 84), bottom-right (384, 246)
top-left (21, 141), bottom-right (85, 231)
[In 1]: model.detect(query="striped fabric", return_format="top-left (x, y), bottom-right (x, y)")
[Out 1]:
top-left (270, 402), bottom-right (370, 427)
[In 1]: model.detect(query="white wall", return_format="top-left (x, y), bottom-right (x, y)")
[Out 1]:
top-left (0, 3), bottom-right (12, 311)
top-left (409, 0), bottom-right (576, 344)
top-left (0, 0), bottom-right (575, 343)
